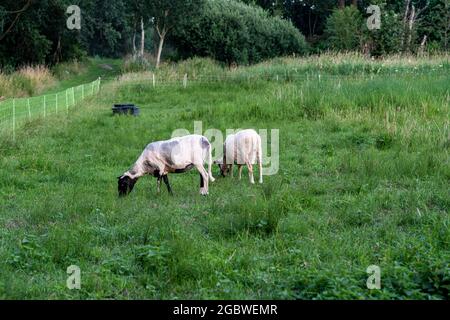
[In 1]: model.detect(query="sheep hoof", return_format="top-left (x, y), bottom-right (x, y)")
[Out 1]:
top-left (200, 188), bottom-right (208, 196)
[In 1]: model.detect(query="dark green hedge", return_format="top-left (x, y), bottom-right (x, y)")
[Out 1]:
top-left (171, 0), bottom-right (309, 65)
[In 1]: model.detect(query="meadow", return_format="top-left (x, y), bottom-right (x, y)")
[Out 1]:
top-left (0, 55), bottom-right (449, 299)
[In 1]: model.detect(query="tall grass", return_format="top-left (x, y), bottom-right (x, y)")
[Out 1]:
top-left (0, 55), bottom-right (448, 299)
top-left (0, 65), bottom-right (55, 98)
top-left (115, 52), bottom-right (449, 86)
top-left (52, 60), bottom-right (87, 80)
top-left (0, 59), bottom-right (99, 99)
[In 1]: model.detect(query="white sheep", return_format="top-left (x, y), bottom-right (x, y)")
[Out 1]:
top-left (118, 134), bottom-right (215, 196)
top-left (216, 129), bottom-right (263, 184)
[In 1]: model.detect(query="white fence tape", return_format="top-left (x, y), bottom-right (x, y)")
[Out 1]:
top-left (0, 78), bottom-right (101, 140)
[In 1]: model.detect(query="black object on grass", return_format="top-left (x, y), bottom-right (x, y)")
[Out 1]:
top-left (112, 104), bottom-right (140, 116)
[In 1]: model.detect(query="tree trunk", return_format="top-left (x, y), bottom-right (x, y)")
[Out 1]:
top-left (156, 33), bottom-right (165, 69)
top-left (352, 0), bottom-right (357, 6)
top-left (418, 35), bottom-right (427, 55)
top-left (53, 36), bottom-right (62, 64)
top-left (338, 0), bottom-right (345, 9)
top-left (0, 0), bottom-right (32, 42)
top-left (132, 30), bottom-right (136, 57)
top-left (140, 17), bottom-right (145, 57)
top-left (401, 0), bottom-right (411, 51)
top-left (406, 5), bottom-right (415, 53)
top-left (445, 1), bottom-right (449, 50)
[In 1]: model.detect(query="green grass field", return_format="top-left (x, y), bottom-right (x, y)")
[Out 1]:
top-left (0, 56), bottom-right (449, 299)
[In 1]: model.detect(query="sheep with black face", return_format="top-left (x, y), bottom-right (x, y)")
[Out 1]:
top-left (118, 134), bottom-right (215, 196)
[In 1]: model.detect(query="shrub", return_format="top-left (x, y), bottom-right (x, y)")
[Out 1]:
top-left (361, 7), bottom-right (403, 56)
top-left (172, 0), bottom-right (308, 65)
top-left (0, 65), bottom-right (55, 97)
top-left (52, 59), bottom-right (88, 80)
top-left (121, 54), bottom-right (155, 73)
top-left (324, 6), bottom-right (363, 51)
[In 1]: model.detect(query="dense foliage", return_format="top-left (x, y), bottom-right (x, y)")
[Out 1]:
top-left (0, 0), bottom-right (448, 69)
top-left (171, 0), bottom-right (308, 64)
top-left (242, 0), bottom-right (450, 55)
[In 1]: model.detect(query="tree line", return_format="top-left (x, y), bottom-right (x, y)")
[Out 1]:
top-left (0, 0), bottom-right (448, 69)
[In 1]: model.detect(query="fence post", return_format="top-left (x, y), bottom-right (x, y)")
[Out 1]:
top-left (12, 99), bottom-right (15, 141)
top-left (152, 73), bottom-right (155, 88)
top-left (66, 89), bottom-right (69, 112)
top-left (27, 98), bottom-right (31, 119)
top-left (43, 95), bottom-right (46, 117)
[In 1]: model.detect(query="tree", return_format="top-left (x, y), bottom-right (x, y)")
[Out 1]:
top-left (240, 0), bottom-right (284, 15)
top-left (79, 0), bottom-right (133, 58)
top-left (128, 0), bottom-right (150, 58)
top-left (400, 0), bottom-right (430, 53)
top-left (0, 0), bottom-right (85, 68)
top-left (281, 0), bottom-right (336, 51)
top-left (0, 0), bottom-right (32, 42)
top-left (147, 0), bottom-right (204, 68)
top-left (361, 2), bottom-right (403, 56)
top-left (324, 6), bottom-right (363, 51)
top-left (172, 0), bottom-right (308, 65)
top-left (420, 0), bottom-right (449, 52)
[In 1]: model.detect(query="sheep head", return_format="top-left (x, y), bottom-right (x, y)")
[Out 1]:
top-left (118, 174), bottom-right (138, 196)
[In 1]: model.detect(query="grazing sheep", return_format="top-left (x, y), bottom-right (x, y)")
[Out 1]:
top-left (118, 134), bottom-right (215, 196)
top-left (216, 129), bottom-right (263, 184)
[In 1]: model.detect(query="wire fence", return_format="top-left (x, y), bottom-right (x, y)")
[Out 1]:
top-left (1, 71), bottom-right (447, 140)
top-left (106, 70), bottom-right (449, 88)
top-left (0, 77), bottom-right (101, 140)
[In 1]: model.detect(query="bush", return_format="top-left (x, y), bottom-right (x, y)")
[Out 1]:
top-left (0, 65), bottom-right (55, 97)
top-left (171, 0), bottom-right (308, 65)
top-left (324, 6), bottom-right (363, 51)
top-left (361, 6), bottom-right (403, 57)
top-left (52, 59), bottom-right (88, 80)
top-left (121, 54), bottom-right (155, 73)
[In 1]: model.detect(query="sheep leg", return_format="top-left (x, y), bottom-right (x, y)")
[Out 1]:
top-left (196, 165), bottom-right (209, 195)
top-left (156, 176), bottom-right (161, 193)
top-left (238, 165), bottom-right (243, 180)
top-left (162, 175), bottom-right (173, 195)
top-left (200, 173), bottom-right (204, 189)
top-left (258, 159), bottom-right (263, 184)
top-left (246, 162), bottom-right (255, 184)
top-left (230, 164), bottom-right (234, 178)
top-left (257, 139), bottom-right (263, 184)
